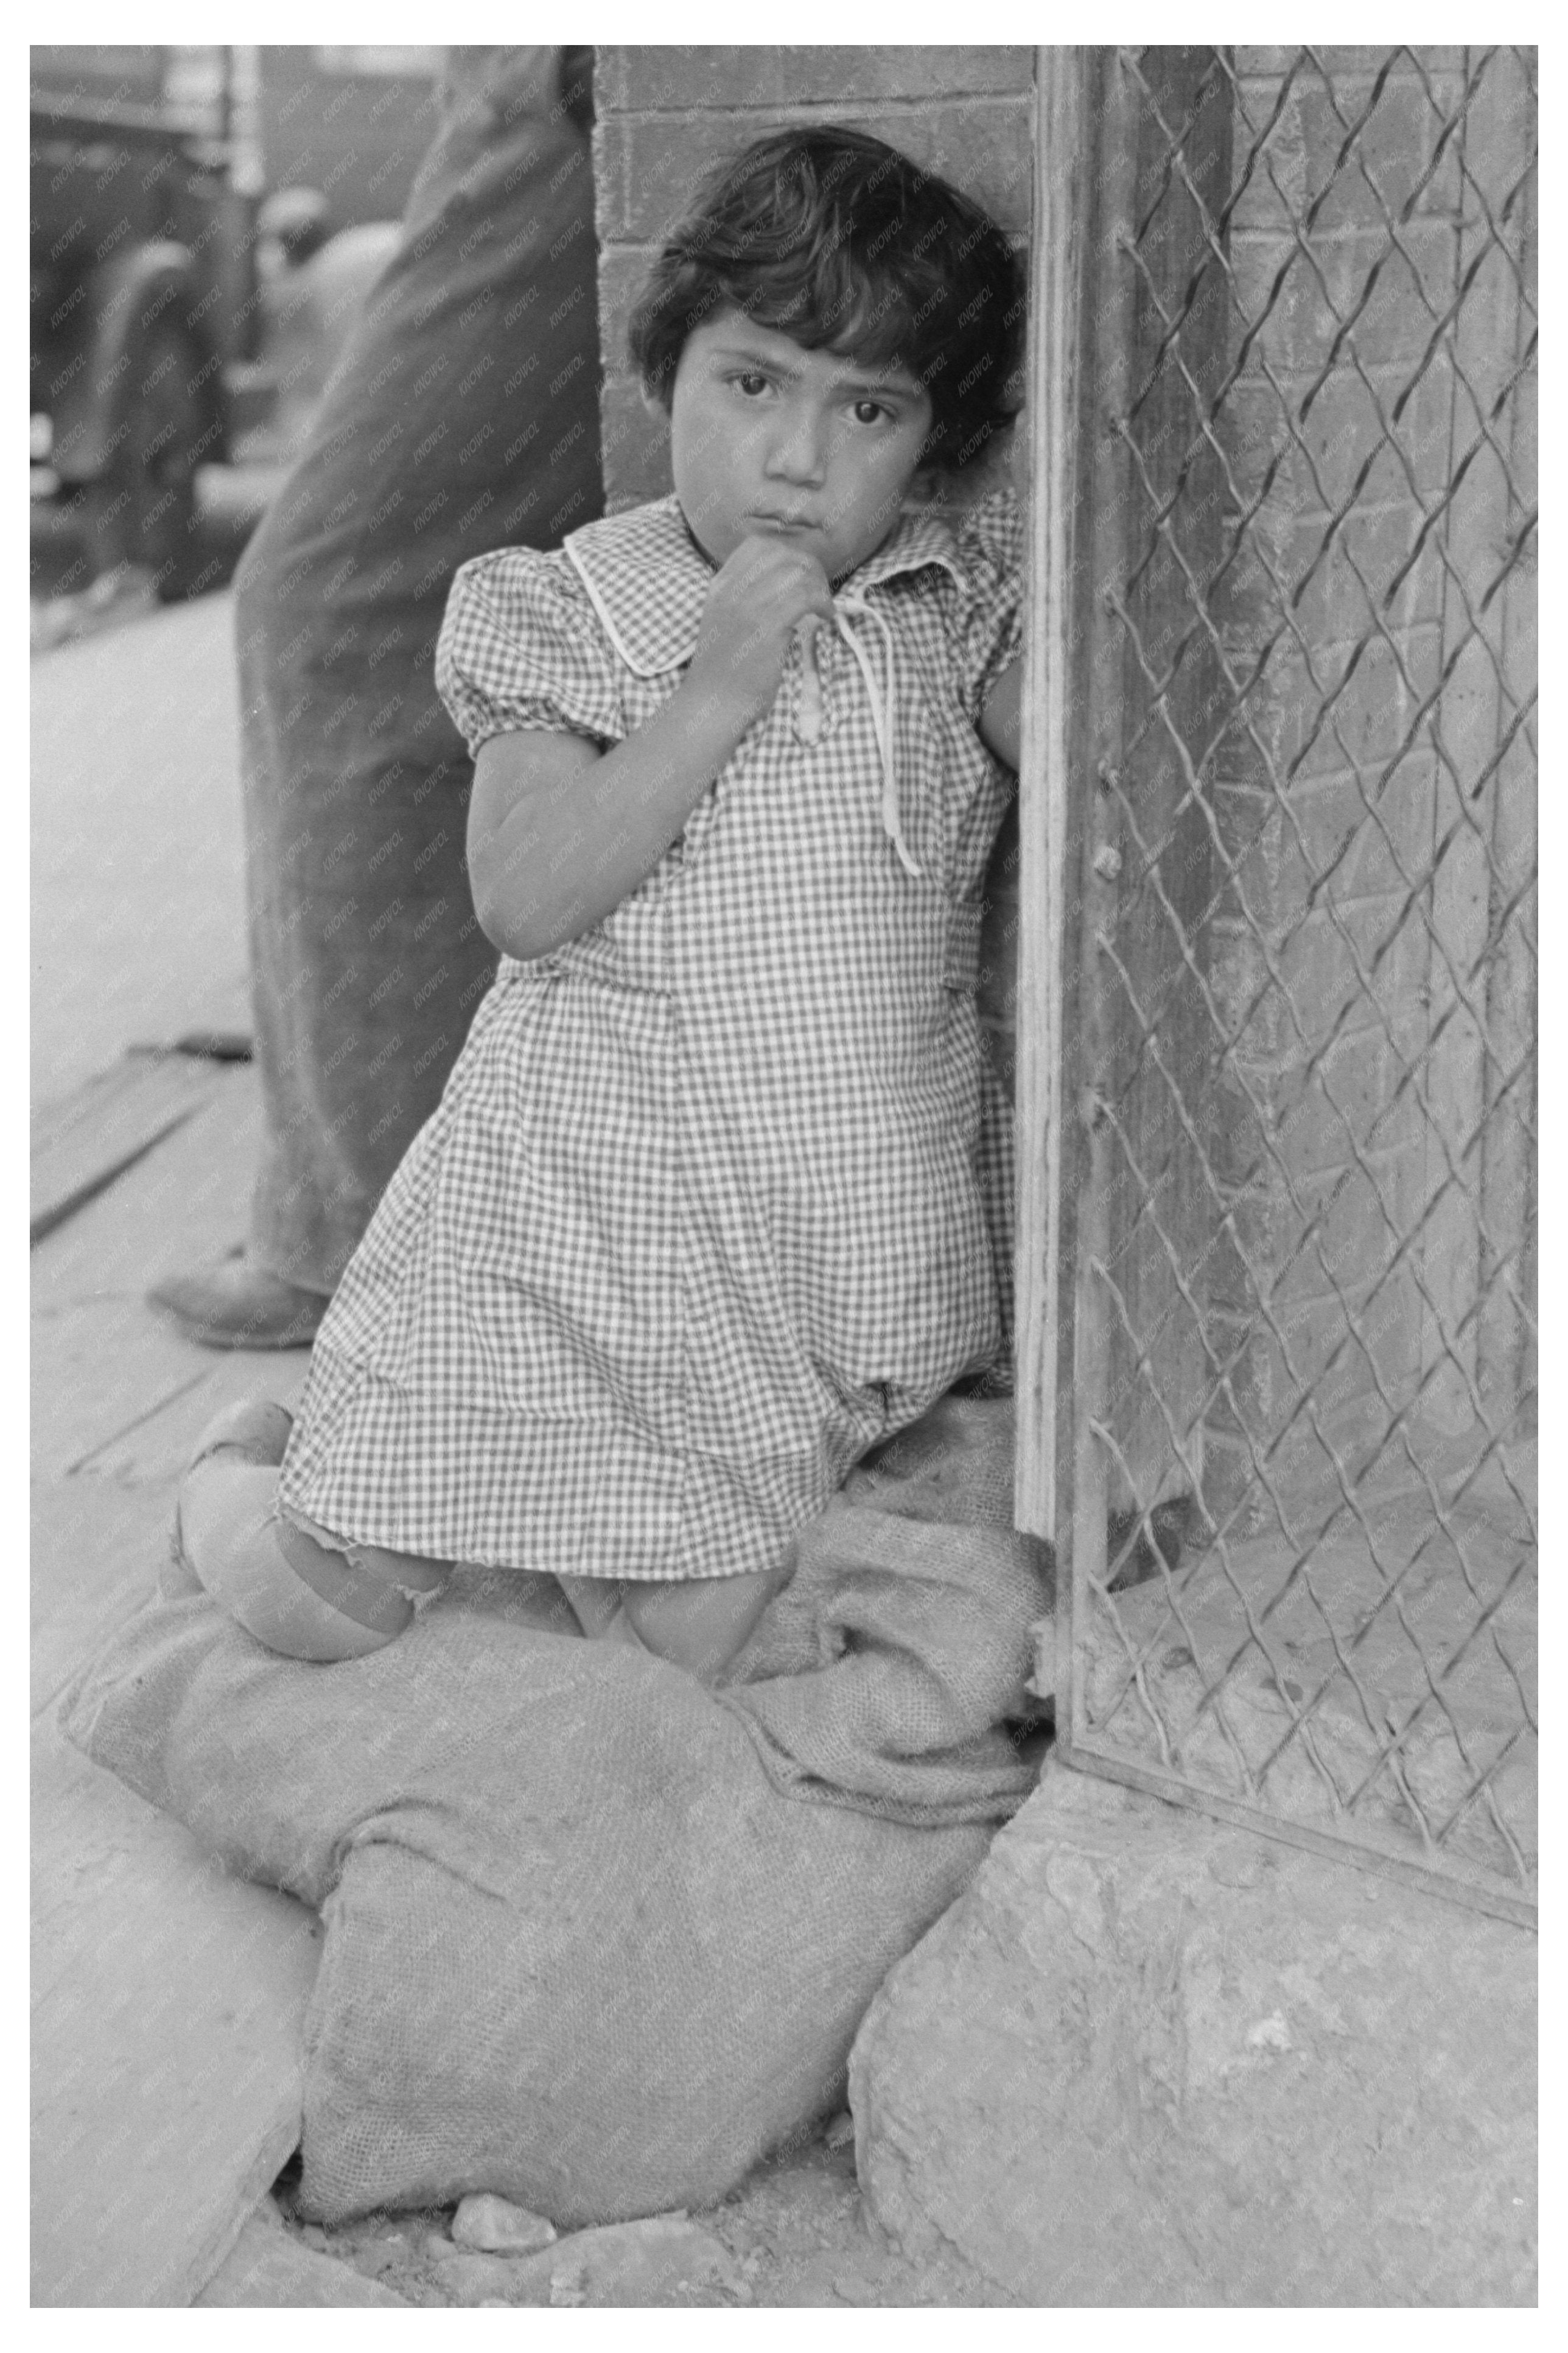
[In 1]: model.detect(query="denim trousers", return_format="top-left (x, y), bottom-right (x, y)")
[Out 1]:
top-left (236, 46), bottom-right (604, 1291)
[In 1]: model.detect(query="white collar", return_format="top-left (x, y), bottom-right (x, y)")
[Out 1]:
top-left (562, 494), bottom-right (971, 679)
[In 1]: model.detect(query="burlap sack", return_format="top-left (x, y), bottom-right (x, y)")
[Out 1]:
top-left (63, 1406), bottom-right (1048, 2225)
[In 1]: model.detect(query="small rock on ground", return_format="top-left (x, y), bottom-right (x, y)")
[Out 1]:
top-left (275, 2121), bottom-right (1010, 2304)
top-left (424, 2211), bottom-right (740, 2309)
top-left (451, 2192), bottom-right (556, 2254)
top-left (542, 2215), bottom-right (741, 2307)
top-left (833, 2272), bottom-right (880, 2304)
top-left (428, 2246), bottom-right (519, 2306)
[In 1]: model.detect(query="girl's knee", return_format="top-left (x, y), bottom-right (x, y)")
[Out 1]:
top-left (621, 1563), bottom-right (786, 1681)
top-left (177, 1458), bottom-right (438, 1664)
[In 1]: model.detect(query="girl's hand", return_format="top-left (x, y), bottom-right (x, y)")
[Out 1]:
top-left (685, 535), bottom-right (835, 727)
top-left (467, 540), bottom-right (831, 964)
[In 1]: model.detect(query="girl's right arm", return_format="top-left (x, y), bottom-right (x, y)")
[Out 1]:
top-left (467, 536), bottom-right (833, 963)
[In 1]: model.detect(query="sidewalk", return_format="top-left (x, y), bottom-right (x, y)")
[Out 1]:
top-left (31, 598), bottom-right (334, 2306)
top-left (32, 592), bottom-right (250, 1113)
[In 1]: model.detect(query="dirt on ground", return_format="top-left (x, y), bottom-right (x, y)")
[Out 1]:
top-left (270, 2116), bottom-right (1012, 2309)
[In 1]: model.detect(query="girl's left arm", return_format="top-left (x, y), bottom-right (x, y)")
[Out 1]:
top-left (978, 657), bottom-right (1022, 772)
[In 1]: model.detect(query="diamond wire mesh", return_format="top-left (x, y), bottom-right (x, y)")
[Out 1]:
top-left (1058, 46), bottom-right (1537, 1925)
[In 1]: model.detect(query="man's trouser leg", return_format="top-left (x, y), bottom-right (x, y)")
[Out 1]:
top-left (238, 47), bottom-right (603, 1297)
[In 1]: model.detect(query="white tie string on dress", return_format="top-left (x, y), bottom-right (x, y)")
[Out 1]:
top-left (794, 604), bottom-right (922, 879)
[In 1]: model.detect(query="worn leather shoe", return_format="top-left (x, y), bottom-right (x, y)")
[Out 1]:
top-left (147, 1251), bottom-right (327, 1350)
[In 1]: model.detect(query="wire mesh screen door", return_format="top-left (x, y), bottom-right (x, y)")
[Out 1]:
top-left (1018, 48), bottom-right (1537, 1928)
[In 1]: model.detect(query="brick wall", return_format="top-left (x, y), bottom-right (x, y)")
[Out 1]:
top-left (589, 46), bottom-right (1036, 1178)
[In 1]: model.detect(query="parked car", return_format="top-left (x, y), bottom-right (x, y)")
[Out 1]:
top-left (32, 46), bottom-right (444, 603)
top-left (30, 49), bottom-right (263, 596)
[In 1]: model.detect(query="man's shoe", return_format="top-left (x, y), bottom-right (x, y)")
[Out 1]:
top-left (147, 1252), bottom-right (327, 1350)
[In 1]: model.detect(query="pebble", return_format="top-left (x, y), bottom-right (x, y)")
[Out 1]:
top-left (350, 2241), bottom-right (399, 2281)
top-left (424, 2210), bottom-right (743, 2309)
top-left (428, 2246), bottom-right (520, 2306)
top-left (451, 2192), bottom-right (558, 2255)
top-left (834, 2271), bottom-right (880, 2304)
top-left (529, 2215), bottom-right (741, 2307)
top-left (1208, 1842), bottom-right (1269, 1889)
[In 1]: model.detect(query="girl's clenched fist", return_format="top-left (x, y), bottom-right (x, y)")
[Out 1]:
top-left (685, 535), bottom-right (835, 726)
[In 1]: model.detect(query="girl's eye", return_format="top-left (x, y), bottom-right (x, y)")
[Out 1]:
top-left (735, 371), bottom-right (771, 397)
top-left (852, 399), bottom-right (889, 426)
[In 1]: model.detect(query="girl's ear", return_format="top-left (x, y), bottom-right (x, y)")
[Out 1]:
top-left (639, 380), bottom-right (672, 423)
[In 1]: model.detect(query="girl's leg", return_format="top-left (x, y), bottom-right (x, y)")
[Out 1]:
top-left (554, 1574), bottom-right (628, 1641)
top-left (620, 1565), bottom-right (790, 1683)
top-left (174, 1401), bottom-right (449, 1662)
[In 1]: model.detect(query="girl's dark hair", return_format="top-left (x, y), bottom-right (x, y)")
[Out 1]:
top-left (628, 126), bottom-right (1023, 476)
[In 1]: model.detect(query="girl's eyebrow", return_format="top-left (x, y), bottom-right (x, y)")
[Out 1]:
top-left (824, 365), bottom-right (923, 402)
top-left (708, 341), bottom-right (923, 402)
top-left (708, 342), bottom-right (805, 376)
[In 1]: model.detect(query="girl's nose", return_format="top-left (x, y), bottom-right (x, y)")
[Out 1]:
top-left (763, 402), bottom-right (827, 486)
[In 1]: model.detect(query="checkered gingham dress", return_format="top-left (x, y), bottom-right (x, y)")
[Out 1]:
top-left (276, 489), bottom-right (1022, 1583)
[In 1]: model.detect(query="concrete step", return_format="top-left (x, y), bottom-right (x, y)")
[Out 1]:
top-left (197, 2211), bottom-right (410, 2307)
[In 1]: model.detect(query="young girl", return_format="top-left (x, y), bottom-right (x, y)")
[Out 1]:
top-left (175, 126), bottom-right (1026, 1682)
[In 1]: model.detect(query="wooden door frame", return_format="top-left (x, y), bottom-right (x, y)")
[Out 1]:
top-left (1015, 48), bottom-right (1125, 1552)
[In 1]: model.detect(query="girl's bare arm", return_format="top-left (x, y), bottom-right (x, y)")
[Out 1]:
top-left (978, 657), bottom-right (1021, 772)
top-left (468, 686), bottom-right (751, 964)
top-left (467, 538), bottom-right (833, 964)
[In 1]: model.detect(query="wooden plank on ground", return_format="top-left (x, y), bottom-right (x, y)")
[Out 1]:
top-left (32, 1061), bottom-right (327, 2306)
top-left (30, 1350), bottom-right (306, 1720)
top-left (196, 2214), bottom-right (410, 2308)
top-left (31, 1061), bottom-right (305, 1716)
top-left (32, 1057), bottom-right (261, 1322)
top-left (30, 1714), bottom-right (321, 2308)
top-left (32, 1291), bottom-right (212, 1485)
top-left (75, 1353), bottom-right (309, 1489)
top-left (31, 1053), bottom-right (222, 1245)
top-left (32, 1063), bottom-right (271, 1473)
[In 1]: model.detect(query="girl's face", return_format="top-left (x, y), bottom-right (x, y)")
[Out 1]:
top-left (665, 307), bottom-right (934, 584)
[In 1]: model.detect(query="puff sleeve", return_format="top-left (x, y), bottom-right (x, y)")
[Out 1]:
top-left (951, 487), bottom-right (1025, 725)
top-left (435, 547), bottom-right (625, 756)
